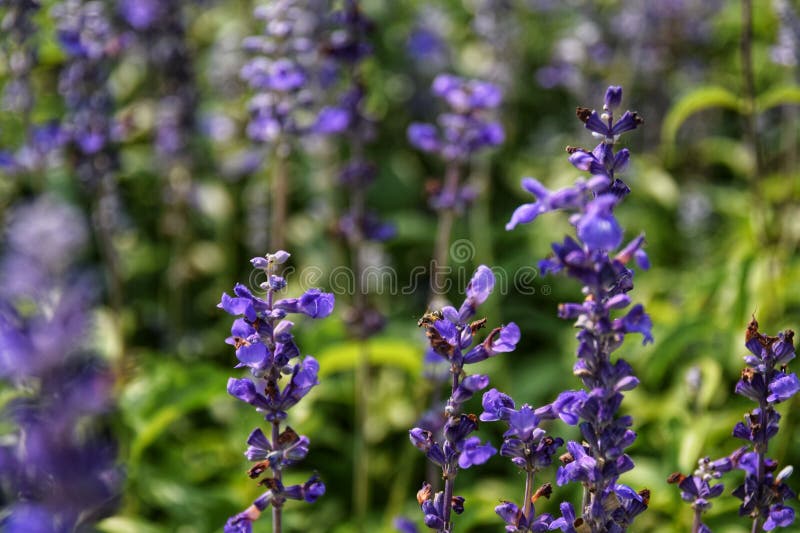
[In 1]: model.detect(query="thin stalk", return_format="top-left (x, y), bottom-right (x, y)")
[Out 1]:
top-left (345, 83), bottom-right (370, 530)
top-left (740, 0), bottom-right (769, 249)
top-left (522, 469), bottom-right (535, 520)
top-left (431, 163), bottom-right (461, 302)
top-left (439, 369), bottom-right (461, 533)
top-left (272, 144), bottom-right (290, 251)
top-left (93, 177), bottom-right (124, 313)
top-left (272, 418), bottom-right (283, 533)
top-left (353, 339), bottom-right (369, 533)
top-left (692, 507), bottom-right (703, 533)
top-left (752, 398), bottom-right (768, 533)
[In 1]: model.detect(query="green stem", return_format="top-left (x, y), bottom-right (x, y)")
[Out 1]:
top-left (272, 144), bottom-right (290, 251)
top-left (522, 469), bottom-right (534, 521)
top-left (272, 418), bottom-right (283, 533)
top-left (431, 163), bottom-right (461, 304)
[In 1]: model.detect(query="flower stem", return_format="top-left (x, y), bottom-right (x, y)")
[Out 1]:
top-left (440, 368), bottom-right (461, 533)
top-left (272, 419), bottom-right (283, 533)
top-left (692, 507), bottom-right (702, 533)
top-left (522, 469), bottom-right (534, 521)
top-left (353, 340), bottom-right (369, 533)
top-left (272, 143), bottom-right (290, 251)
top-left (431, 163), bottom-right (460, 303)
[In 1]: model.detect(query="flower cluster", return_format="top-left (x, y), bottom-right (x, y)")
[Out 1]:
top-left (731, 318), bottom-right (797, 530)
top-left (408, 266), bottom-right (521, 532)
top-left (320, 0), bottom-right (394, 338)
top-left (242, 0), bottom-right (329, 146)
top-left (408, 75), bottom-right (503, 216)
top-left (672, 319), bottom-right (798, 532)
top-left (668, 454), bottom-right (737, 533)
top-left (219, 251), bottom-right (334, 532)
top-left (507, 86), bottom-right (651, 532)
top-left (0, 196), bottom-right (121, 532)
top-left (408, 75), bottom-right (503, 163)
top-left (54, 0), bottom-right (123, 186)
top-left (480, 389), bottom-right (564, 531)
top-left (1, 0), bottom-right (39, 115)
top-left (0, 1), bottom-right (67, 174)
top-left (119, 0), bottom-right (197, 165)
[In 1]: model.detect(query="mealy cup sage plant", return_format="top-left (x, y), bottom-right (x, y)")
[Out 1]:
top-left (409, 265), bottom-right (521, 532)
top-left (670, 318), bottom-right (798, 532)
top-left (219, 251), bottom-right (334, 533)
top-left (506, 85), bottom-right (652, 532)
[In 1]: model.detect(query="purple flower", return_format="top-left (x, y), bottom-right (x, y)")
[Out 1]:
top-left (480, 388), bottom-right (515, 422)
top-left (0, 195), bottom-right (120, 531)
top-left (576, 195), bottom-right (622, 251)
top-left (727, 320), bottom-right (798, 529)
top-left (54, 0), bottom-right (122, 186)
top-left (275, 289), bottom-right (336, 318)
top-left (220, 252), bottom-right (332, 529)
top-left (119, 0), bottom-right (160, 30)
top-left (407, 74), bottom-right (504, 163)
top-left (457, 437), bottom-right (496, 468)
top-left (506, 86), bottom-right (650, 529)
top-left (409, 265), bottom-right (518, 530)
top-left (765, 505), bottom-right (795, 530)
top-left (767, 373), bottom-right (800, 403)
top-left (314, 106), bottom-right (350, 134)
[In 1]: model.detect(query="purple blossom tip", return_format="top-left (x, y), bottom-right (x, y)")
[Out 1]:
top-left (465, 265), bottom-right (495, 306)
top-left (604, 86), bottom-right (623, 110)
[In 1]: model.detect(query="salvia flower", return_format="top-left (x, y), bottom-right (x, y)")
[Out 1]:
top-left (408, 266), bottom-right (519, 532)
top-left (53, 0), bottom-right (123, 186)
top-left (408, 74), bottom-right (503, 164)
top-left (0, 195), bottom-right (121, 531)
top-left (320, 0), bottom-right (394, 338)
top-left (506, 86), bottom-right (651, 532)
top-left (242, 0), bottom-right (327, 145)
top-left (119, 0), bottom-right (197, 166)
top-left (1, 0), bottom-right (39, 115)
top-left (730, 318), bottom-right (797, 530)
top-left (408, 74), bottom-right (503, 216)
top-left (0, 2), bottom-right (68, 174)
top-left (667, 454), bottom-right (737, 533)
top-left (480, 389), bottom-right (563, 532)
top-left (220, 251), bottom-right (334, 530)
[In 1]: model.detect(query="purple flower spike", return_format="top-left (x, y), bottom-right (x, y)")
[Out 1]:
top-left (410, 264), bottom-right (518, 531)
top-left (220, 251), bottom-right (333, 529)
top-left (505, 86), bottom-right (651, 530)
top-left (408, 73), bottom-right (503, 164)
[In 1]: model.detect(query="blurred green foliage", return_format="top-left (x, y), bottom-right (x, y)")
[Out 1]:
top-left (1, 0), bottom-right (799, 532)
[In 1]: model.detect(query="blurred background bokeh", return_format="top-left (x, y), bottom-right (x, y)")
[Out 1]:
top-left (1, 0), bottom-right (799, 532)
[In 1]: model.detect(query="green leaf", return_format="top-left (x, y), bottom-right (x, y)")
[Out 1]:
top-left (96, 516), bottom-right (162, 533)
top-left (661, 87), bottom-right (743, 145)
top-left (315, 337), bottom-right (422, 377)
top-left (757, 85), bottom-right (800, 112)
